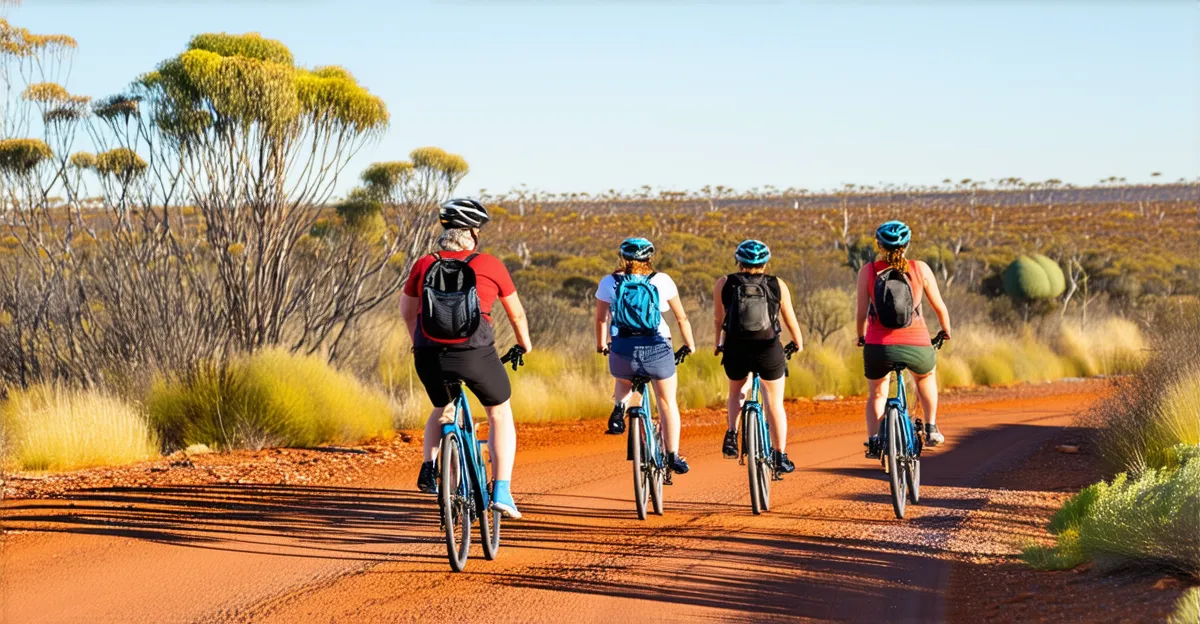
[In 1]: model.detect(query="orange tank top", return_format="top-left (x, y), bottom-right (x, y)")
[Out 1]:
top-left (865, 260), bottom-right (931, 347)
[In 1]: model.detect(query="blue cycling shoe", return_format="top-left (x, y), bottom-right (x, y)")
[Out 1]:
top-left (490, 480), bottom-right (522, 519)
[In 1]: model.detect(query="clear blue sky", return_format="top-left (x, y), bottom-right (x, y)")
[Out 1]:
top-left (12, 1), bottom-right (1199, 197)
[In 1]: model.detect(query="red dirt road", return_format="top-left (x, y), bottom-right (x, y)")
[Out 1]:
top-left (1, 386), bottom-right (1104, 623)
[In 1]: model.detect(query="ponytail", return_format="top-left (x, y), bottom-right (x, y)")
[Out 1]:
top-left (879, 244), bottom-right (909, 274)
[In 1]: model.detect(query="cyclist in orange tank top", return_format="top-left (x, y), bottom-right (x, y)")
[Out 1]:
top-left (855, 221), bottom-right (953, 459)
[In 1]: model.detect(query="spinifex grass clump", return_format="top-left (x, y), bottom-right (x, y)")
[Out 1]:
top-left (1024, 447), bottom-right (1200, 578)
top-left (0, 385), bottom-right (158, 471)
top-left (147, 348), bottom-right (394, 451)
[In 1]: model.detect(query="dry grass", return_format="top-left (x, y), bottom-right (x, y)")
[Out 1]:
top-left (147, 348), bottom-right (394, 451)
top-left (0, 385), bottom-right (158, 471)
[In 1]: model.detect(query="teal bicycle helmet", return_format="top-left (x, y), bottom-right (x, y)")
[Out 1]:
top-left (619, 237), bottom-right (656, 261)
top-left (875, 221), bottom-right (911, 249)
top-left (734, 239), bottom-right (771, 266)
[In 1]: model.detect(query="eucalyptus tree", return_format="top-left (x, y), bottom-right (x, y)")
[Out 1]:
top-left (131, 32), bottom-right (389, 353)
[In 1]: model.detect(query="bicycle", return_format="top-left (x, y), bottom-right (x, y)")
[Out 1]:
top-left (436, 345), bottom-right (524, 572)
top-left (612, 345), bottom-right (690, 520)
top-left (729, 341), bottom-right (798, 515)
top-left (875, 331), bottom-right (946, 519)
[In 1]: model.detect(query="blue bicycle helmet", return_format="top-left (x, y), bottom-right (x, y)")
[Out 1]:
top-left (734, 239), bottom-right (771, 266)
top-left (619, 237), bottom-right (656, 261)
top-left (875, 220), bottom-right (911, 249)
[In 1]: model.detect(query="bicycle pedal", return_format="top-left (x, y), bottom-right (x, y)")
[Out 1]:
top-left (663, 473), bottom-right (673, 486)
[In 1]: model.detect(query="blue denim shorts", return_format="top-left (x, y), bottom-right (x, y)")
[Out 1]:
top-left (609, 337), bottom-right (675, 380)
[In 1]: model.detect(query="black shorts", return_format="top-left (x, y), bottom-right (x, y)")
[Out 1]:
top-left (413, 346), bottom-right (512, 408)
top-left (722, 339), bottom-right (787, 381)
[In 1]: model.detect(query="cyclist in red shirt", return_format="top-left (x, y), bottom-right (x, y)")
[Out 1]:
top-left (401, 199), bottom-right (533, 518)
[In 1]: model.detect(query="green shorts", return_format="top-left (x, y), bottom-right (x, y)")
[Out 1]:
top-left (863, 344), bottom-right (936, 380)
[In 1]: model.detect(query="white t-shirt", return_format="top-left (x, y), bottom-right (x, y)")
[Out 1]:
top-left (595, 272), bottom-right (679, 341)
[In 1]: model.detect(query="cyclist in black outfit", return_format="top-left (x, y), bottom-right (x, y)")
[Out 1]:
top-left (713, 240), bottom-right (805, 474)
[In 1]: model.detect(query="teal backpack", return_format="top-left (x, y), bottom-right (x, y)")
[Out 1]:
top-left (611, 272), bottom-right (661, 337)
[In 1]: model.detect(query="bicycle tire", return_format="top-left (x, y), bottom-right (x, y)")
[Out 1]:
top-left (758, 419), bottom-right (772, 513)
top-left (440, 433), bottom-right (471, 571)
top-left (649, 423), bottom-right (664, 516)
top-left (478, 455), bottom-right (500, 560)
top-left (630, 417), bottom-right (649, 520)
top-left (886, 407), bottom-right (907, 519)
top-left (746, 410), bottom-right (763, 515)
top-left (906, 456), bottom-right (921, 505)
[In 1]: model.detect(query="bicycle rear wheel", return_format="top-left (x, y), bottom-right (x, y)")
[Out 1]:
top-left (439, 433), bottom-right (471, 571)
top-left (746, 410), bottom-right (764, 515)
top-left (886, 407), bottom-right (907, 519)
top-left (630, 417), bottom-right (650, 520)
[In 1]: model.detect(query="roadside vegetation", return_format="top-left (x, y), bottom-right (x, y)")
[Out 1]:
top-left (0, 8), bottom-right (1192, 472)
top-left (1024, 314), bottom-right (1200, 582)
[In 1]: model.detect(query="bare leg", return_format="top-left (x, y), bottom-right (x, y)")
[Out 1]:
top-left (913, 368), bottom-right (939, 425)
top-left (484, 400), bottom-right (516, 481)
top-left (865, 376), bottom-right (891, 438)
top-left (760, 376), bottom-right (788, 452)
top-left (727, 378), bottom-right (749, 431)
top-left (652, 375), bottom-right (682, 454)
top-left (422, 406), bottom-right (454, 462)
top-left (612, 378), bottom-right (634, 407)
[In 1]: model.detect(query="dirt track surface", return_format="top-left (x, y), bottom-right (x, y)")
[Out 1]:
top-left (2, 384), bottom-right (1108, 623)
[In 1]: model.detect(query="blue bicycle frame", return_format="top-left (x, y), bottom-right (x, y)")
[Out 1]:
top-left (628, 378), bottom-right (666, 474)
top-left (744, 374), bottom-right (775, 463)
top-left (880, 366), bottom-right (922, 458)
top-left (442, 384), bottom-right (490, 522)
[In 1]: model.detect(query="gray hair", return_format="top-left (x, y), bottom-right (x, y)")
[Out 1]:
top-left (437, 228), bottom-right (477, 252)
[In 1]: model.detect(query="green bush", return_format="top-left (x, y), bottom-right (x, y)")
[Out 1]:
top-left (1030, 253), bottom-right (1066, 298)
top-left (1003, 255), bottom-right (1054, 301)
top-left (1025, 449), bottom-right (1200, 578)
top-left (147, 348), bottom-right (394, 451)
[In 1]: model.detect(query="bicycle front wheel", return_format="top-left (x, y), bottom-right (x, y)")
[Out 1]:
top-left (478, 456), bottom-right (500, 560)
top-left (757, 417), bottom-right (771, 512)
top-left (746, 411), bottom-right (764, 515)
top-left (886, 407), bottom-right (907, 519)
top-left (649, 423), bottom-right (665, 516)
top-left (630, 417), bottom-right (649, 520)
top-left (439, 433), bottom-right (471, 571)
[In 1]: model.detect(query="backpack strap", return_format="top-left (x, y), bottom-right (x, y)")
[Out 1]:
top-left (648, 271), bottom-right (658, 280)
top-left (464, 253), bottom-right (480, 265)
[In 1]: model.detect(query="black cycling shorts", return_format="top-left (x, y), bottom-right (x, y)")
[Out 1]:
top-left (722, 339), bottom-right (787, 381)
top-left (413, 346), bottom-right (512, 408)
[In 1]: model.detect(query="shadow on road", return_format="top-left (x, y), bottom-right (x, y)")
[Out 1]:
top-left (2, 483), bottom-right (444, 562)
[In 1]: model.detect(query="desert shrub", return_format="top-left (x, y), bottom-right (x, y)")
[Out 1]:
top-left (146, 348), bottom-right (394, 451)
top-left (1085, 316), bottom-right (1198, 473)
top-left (937, 354), bottom-right (974, 390)
top-left (1025, 450), bottom-right (1199, 577)
top-left (0, 385), bottom-right (158, 471)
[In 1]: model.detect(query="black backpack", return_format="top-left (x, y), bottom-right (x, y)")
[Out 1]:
top-left (420, 253), bottom-right (482, 342)
top-left (724, 274), bottom-right (780, 341)
top-left (870, 266), bottom-right (918, 329)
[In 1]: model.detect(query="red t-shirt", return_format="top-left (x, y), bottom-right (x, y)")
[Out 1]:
top-left (403, 250), bottom-right (515, 323)
top-left (864, 260), bottom-right (932, 347)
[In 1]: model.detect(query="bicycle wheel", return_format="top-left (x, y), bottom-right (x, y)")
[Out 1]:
top-left (630, 417), bottom-right (649, 520)
top-left (478, 456), bottom-right (500, 560)
top-left (906, 458), bottom-right (921, 505)
top-left (757, 420), bottom-right (771, 513)
top-left (746, 410), bottom-right (764, 515)
top-left (439, 433), bottom-right (471, 571)
top-left (886, 407), bottom-right (907, 519)
top-left (649, 423), bottom-right (665, 516)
